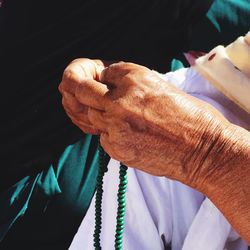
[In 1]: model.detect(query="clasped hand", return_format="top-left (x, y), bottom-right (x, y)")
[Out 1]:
top-left (59, 58), bottom-right (229, 187)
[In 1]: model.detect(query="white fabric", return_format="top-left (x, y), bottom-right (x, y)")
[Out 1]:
top-left (70, 67), bottom-right (250, 250)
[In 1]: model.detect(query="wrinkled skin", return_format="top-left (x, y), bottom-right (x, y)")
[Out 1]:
top-left (59, 58), bottom-right (250, 243)
top-left (59, 59), bottom-right (106, 135)
top-left (59, 59), bottom-right (229, 186)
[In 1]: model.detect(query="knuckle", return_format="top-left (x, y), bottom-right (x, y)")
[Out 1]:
top-left (63, 62), bottom-right (86, 82)
top-left (111, 62), bottom-right (131, 73)
top-left (63, 68), bottom-right (76, 81)
top-left (114, 61), bottom-right (127, 68)
top-left (101, 65), bottom-right (112, 80)
top-left (70, 58), bottom-right (84, 64)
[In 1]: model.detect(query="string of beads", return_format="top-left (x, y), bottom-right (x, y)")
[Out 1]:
top-left (93, 143), bottom-right (107, 249)
top-left (115, 164), bottom-right (128, 250)
top-left (93, 140), bottom-right (128, 250)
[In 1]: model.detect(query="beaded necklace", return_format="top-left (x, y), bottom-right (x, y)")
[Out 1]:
top-left (93, 140), bottom-right (128, 250)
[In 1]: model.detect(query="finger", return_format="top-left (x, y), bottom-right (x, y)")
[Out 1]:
top-left (100, 132), bottom-right (130, 164)
top-left (67, 111), bottom-right (101, 135)
top-left (65, 107), bottom-right (90, 125)
top-left (72, 119), bottom-right (101, 135)
top-left (88, 108), bottom-right (108, 132)
top-left (63, 59), bottom-right (101, 80)
top-left (100, 132), bottom-right (118, 159)
top-left (61, 93), bottom-right (100, 133)
top-left (100, 62), bottom-right (147, 88)
top-left (59, 66), bottom-right (86, 95)
top-left (59, 59), bottom-right (106, 94)
top-left (75, 78), bottom-right (109, 111)
top-left (59, 78), bottom-right (79, 95)
top-left (62, 92), bottom-right (88, 114)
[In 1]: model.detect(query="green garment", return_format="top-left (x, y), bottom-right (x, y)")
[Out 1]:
top-left (1, 1), bottom-right (250, 249)
top-left (0, 135), bottom-right (100, 249)
top-left (191, 0), bottom-right (250, 51)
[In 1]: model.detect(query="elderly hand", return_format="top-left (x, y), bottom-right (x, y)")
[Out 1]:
top-left (59, 58), bottom-right (108, 134)
top-left (59, 59), bottom-right (250, 242)
top-left (59, 60), bottom-right (231, 187)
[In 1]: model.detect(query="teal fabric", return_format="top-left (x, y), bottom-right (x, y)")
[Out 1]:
top-left (0, 134), bottom-right (99, 249)
top-left (0, 176), bottom-right (40, 241)
top-left (191, 0), bottom-right (250, 51)
top-left (171, 0), bottom-right (250, 70)
top-left (1, 0), bottom-right (250, 249)
top-left (170, 58), bottom-right (185, 71)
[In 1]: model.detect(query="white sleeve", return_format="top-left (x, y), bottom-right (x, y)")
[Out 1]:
top-left (69, 159), bottom-right (173, 250)
top-left (164, 67), bottom-right (249, 250)
top-left (70, 67), bottom-right (250, 250)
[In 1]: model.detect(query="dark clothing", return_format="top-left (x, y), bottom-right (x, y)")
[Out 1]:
top-left (0, 0), bottom-right (212, 191)
top-left (2, 0), bottom-right (250, 249)
top-left (0, 1), bottom-right (213, 249)
top-left (0, 136), bottom-right (100, 249)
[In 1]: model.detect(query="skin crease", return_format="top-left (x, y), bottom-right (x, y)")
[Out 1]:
top-left (59, 58), bottom-right (250, 244)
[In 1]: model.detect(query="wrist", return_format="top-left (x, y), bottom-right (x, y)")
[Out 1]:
top-left (167, 93), bottom-right (250, 242)
top-left (196, 123), bottom-right (250, 242)
top-left (196, 123), bottom-right (249, 192)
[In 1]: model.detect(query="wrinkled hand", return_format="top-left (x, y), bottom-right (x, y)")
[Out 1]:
top-left (59, 60), bottom-right (230, 187)
top-left (59, 58), bottom-right (250, 243)
top-left (59, 58), bottom-right (108, 134)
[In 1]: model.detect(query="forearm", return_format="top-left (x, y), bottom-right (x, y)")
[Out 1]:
top-left (61, 59), bottom-right (250, 242)
top-left (198, 123), bottom-right (250, 243)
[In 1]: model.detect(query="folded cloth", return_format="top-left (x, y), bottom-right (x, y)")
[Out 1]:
top-left (194, 31), bottom-right (250, 114)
